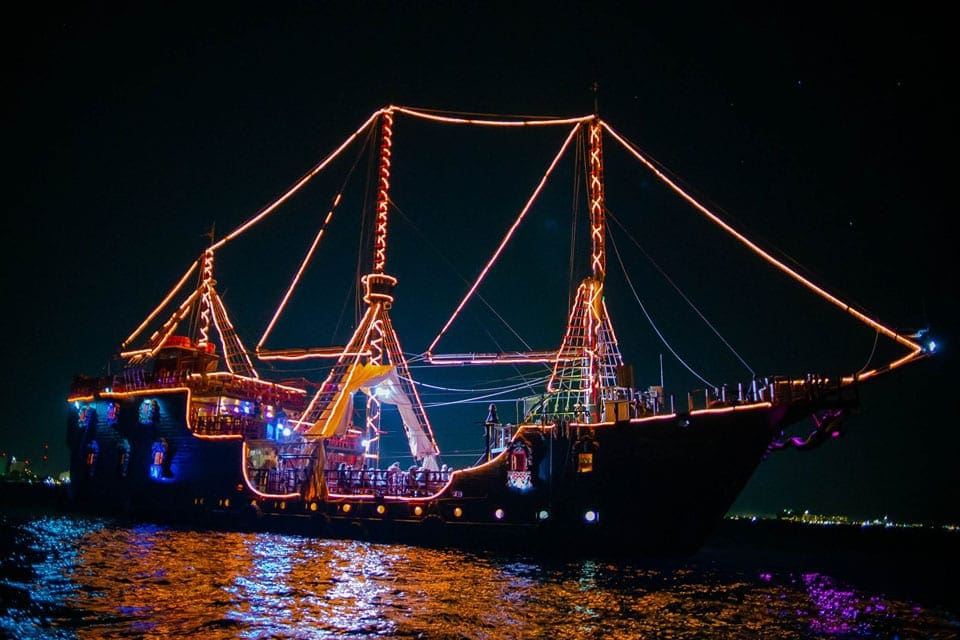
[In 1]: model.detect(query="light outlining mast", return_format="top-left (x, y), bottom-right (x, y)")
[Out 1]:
top-left (119, 240), bottom-right (258, 378)
top-left (416, 109), bottom-right (928, 415)
top-left (544, 118), bottom-right (624, 421)
top-left (598, 120), bottom-right (931, 382)
top-left (116, 104), bottom-right (930, 435)
top-left (296, 110), bottom-right (441, 470)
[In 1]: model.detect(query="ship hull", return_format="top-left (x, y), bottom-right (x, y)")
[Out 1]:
top-left (67, 388), bottom-right (782, 556)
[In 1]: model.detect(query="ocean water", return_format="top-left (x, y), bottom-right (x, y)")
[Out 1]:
top-left (1, 510), bottom-right (957, 639)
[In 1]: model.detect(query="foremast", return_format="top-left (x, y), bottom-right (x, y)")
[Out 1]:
top-left (544, 118), bottom-right (625, 421)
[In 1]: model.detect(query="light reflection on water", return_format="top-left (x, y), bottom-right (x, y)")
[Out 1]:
top-left (1, 512), bottom-right (957, 639)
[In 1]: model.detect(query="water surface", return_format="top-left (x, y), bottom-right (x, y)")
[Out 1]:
top-left (1, 510), bottom-right (957, 639)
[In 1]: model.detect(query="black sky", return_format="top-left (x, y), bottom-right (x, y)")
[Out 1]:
top-left (2, 2), bottom-right (955, 523)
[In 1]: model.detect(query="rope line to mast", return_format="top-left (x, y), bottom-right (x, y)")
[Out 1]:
top-left (601, 119), bottom-right (924, 379)
top-left (607, 209), bottom-right (756, 378)
top-left (606, 222), bottom-right (715, 388)
top-left (427, 123), bottom-right (583, 356)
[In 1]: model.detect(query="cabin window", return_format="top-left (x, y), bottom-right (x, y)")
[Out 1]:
top-left (577, 452), bottom-right (593, 473)
top-left (139, 400), bottom-right (160, 426)
top-left (140, 400), bottom-right (160, 426)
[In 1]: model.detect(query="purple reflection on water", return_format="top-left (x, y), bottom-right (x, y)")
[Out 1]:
top-left (802, 572), bottom-right (885, 635)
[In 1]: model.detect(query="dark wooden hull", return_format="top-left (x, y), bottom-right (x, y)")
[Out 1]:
top-left (66, 387), bottom-right (790, 555)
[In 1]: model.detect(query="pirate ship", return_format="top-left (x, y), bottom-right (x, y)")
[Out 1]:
top-left (66, 106), bottom-right (932, 554)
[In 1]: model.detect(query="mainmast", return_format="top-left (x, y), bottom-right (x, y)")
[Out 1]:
top-left (296, 110), bottom-right (440, 470)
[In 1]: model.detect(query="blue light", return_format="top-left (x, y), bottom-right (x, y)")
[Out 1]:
top-left (927, 340), bottom-right (937, 353)
top-left (584, 510), bottom-right (598, 523)
top-left (282, 427), bottom-right (291, 437)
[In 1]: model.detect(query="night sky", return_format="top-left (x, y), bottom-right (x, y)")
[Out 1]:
top-left (3, 2), bottom-right (955, 524)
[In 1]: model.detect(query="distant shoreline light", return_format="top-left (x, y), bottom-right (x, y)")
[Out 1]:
top-left (725, 512), bottom-right (959, 532)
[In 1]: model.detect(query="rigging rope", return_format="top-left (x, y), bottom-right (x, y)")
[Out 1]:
top-left (389, 198), bottom-right (540, 355)
top-left (427, 123), bottom-right (583, 355)
top-left (212, 110), bottom-right (384, 252)
top-left (601, 120), bottom-right (923, 380)
top-left (393, 105), bottom-right (592, 127)
top-left (607, 210), bottom-right (756, 378)
top-left (388, 197), bottom-right (551, 393)
top-left (401, 373), bottom-right (551, 395)
top-left (257, 121), bottom-right (374, 354)
top-left (857, 330), bottom-right (880, 375)
top-left (606, 219), bottom-right (716, 389)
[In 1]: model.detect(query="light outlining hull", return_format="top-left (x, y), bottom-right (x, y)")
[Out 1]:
top-left (65, 384), bottom-right (846, 555)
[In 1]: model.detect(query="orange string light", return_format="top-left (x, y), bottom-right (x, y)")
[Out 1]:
top-left (211, 109), bottom-right (385, 252)
top-left (427, 123), bottom-right (583, 356)
top-left (257, 194), bottom-right (343, 355)
top-left (121, 261), bottom-right (198, 348)
top-left (393, 105), bottom-right (593, 127)
top-left (372, 111), bottom-right (394, 274)
top-left (601, 120), bottom-right (925, 376)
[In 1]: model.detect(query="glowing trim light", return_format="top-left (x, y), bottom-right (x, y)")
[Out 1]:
top-left (601, 120), bottom-right (925, 376)
top-left (196, 248), bottom-right (214, 349)
top-left (257, 193), bottom-right (344, 356)
top-left (211, 110), bottom-right (385, 252)
top-left (588, 119), bottom-right (606, 281)
top-left (199, 371), bottom-right (306, 394)
top-left (298, 304), bottom-right (382, 432)
top-left (372, 111), bottom-right (394, 274)
top-left (428, 123), bottom-right (583, 356)
top-left (121, 262), bottom-right (198, 349)
top-left (394, 105), bottom-right (593, 127)
top-left (427, 350), bottom-right (560, 366)
top-left (241, 442), bottom-right (301, 500)
top-left (209, 292), bottom-right (258, 377)
top-left (256, 347), bottom-right (371, 362)
top-left (120, 290), bottom-right (199, 360)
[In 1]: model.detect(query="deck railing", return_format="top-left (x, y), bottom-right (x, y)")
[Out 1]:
top-left (325, 468), bottom-right (450, 498)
